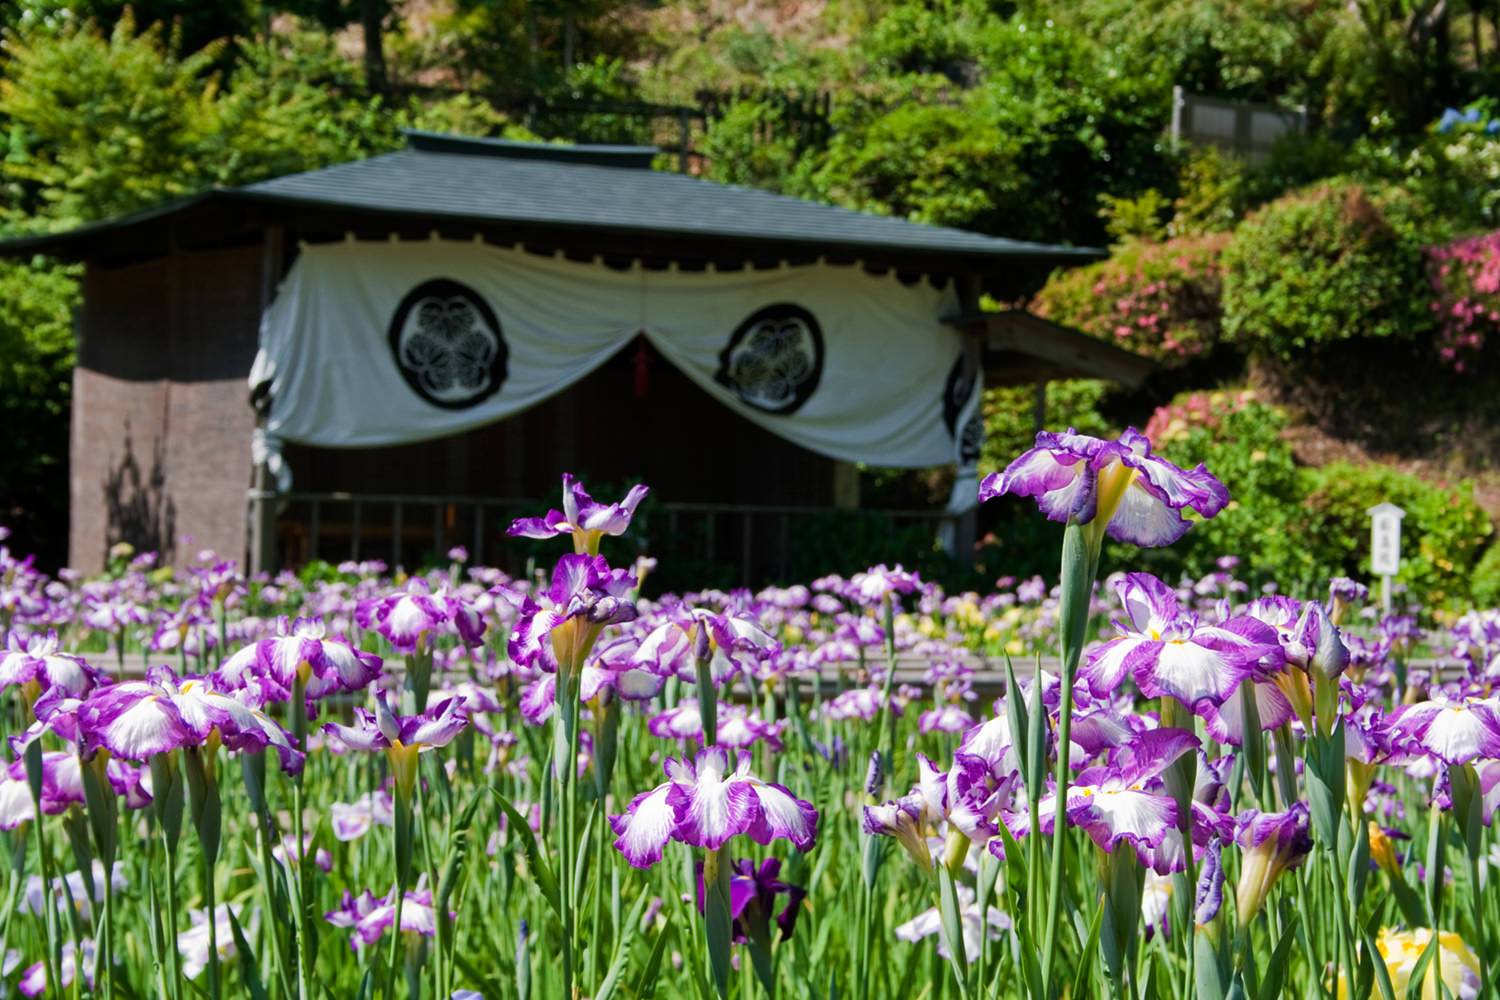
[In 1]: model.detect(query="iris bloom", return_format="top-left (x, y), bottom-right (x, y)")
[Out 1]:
top-left (79, 667), bottom-right (302, 772)
top-left (845, 564), bottom-right (921, 609)
top-left (324, 875), bottom-right (445, 950)
top-left (648, 701), bottom-right (784, 751)
top-left (862, 792), bottom-right (936, 873)
top-left (322, 693), bottom-right (466, 796)
top-left (1391, 697), bottom-right (1500, 765)
top-left (507, 474), bottom-right (650, 555)
top-left (1061, 728), bottom-right (1199, 870)
top-left (19, 938), bottom-right (94, 997)
top-left (330, 789), bottom-right (395, 842)
top-left (356, 578), bottom-right (481, 653)
top-left (1234, 803), bottom-right (1313, 924)
top-left (505, 555), bottom-right (638, 673)
top-left (693, 857), bottom-right (808, 943)
top-left (979, 428), bottom-right (1229, 549)
top-left (179, 904), bottom-right (256, 979)
top-left (632, 607), bottom-right (778, 684)
top-left (1083, 574), bottom-right (1274, 709)
top-left (0, 631), bottom-right (100, 699)
top-left (2, 751), bottom-right (150, 826)
top-left (894, 884), bottom-right (1009, 962)
top-left (609, 746), bottom-right (818, 869)
top-left (217, 616), bottom-right (381, 704)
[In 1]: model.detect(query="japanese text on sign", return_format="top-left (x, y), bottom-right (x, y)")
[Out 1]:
top-left (1368, 503), bottom-right (1405, 577)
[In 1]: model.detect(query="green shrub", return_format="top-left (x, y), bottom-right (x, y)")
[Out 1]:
top-left (1468, 540), bottom-right (1500, 609)
top-left (1298, 462), bottom-right (1492, 613)
top-left (1120, 392), bottom-right (1317, 591)
top-left (1221, 184), bottom-right (1433, 360)
top-left (1033, 233), bottom-right (1230, 366)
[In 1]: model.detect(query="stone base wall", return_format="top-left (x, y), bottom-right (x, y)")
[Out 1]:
top-left (70, 244), bottom-right (265, 572)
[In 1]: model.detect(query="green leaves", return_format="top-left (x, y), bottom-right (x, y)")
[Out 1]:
top-left (490, 787), bottom-right (561, 917)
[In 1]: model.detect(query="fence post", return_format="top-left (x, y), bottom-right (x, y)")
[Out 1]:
top-left (392, 502), bottom-right (403, 570)
top-left (308, 499), bottom-right (320, 564)
top-left (740, 515), bottom-right (753, 588)
top-left (351, 499), bottom-right (362, 562)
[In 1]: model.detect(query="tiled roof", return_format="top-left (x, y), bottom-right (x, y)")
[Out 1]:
top-left (0, 130), bottom-right (1102, 276)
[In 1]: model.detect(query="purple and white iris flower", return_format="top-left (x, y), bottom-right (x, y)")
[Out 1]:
top-left (0, 631), bottom-right (101, 699)
top-left (1059, 728), bottom-right (1199, 872)
top-left (610, 746), bottom-right (818, 869)
top-left (862, 791), bottom-right (937, 872)
top-left (979, 428), bottom-right (1229, 548)
top-left (272, 833), bottom-right (333, 872)
top-left (217, 616), bottom-right (381, 705)
top-left (894, 884), bottom-right (1009, 962)
top-left (1390, 697), bottom-right (1500, 766)
top-left (79, 666), bottom-right (303, 772)
top-left (19, 861), bottom-right (128, 924)
top-left (2, 751), bottom-right (150, 825)
top-left (1083, 574), bottom-right (1274, 710)
top-left (632, 608), bottom-right (778, 684)
top-left (356, 578), bottom-right (471, 653)
top-left (324, 874), bottom-right (446, 950)
top-left (846, 564), bottom-right (922, 609)
top-left (322, 692), bottom-right (466, 795)
top-left (19, 938), bottom-right (94, 997)
top-left (915, 751), bottom-right (1018, 845)
top-left (649, 701), bottom-right (785, 751)
top-left (331, 788), bottom-right (396, 842)
top-left (179, 904), bottom-right (257, 979)
top-left (507, 474), bottom-right (650, 555)
top-left (1234, 803), bottom-right (1314, 924)
top-left (505, 555), bottom-right (638, 673)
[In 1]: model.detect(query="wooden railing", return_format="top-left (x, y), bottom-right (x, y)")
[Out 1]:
top-left (249, 490), bottom-right (950, 584)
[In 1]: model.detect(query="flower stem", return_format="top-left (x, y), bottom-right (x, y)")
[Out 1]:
top-left (290, 677), bottom-right (315, 1000)
top-left (703, 845), bottom-right (734, 1000)
top-left (874, 596), bottom-right (900, 781)
top-left (1041, 521), bottom-right (1099, 995)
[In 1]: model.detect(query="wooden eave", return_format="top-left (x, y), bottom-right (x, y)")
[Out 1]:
top-left (946, 309), bottom-right (1155, 388)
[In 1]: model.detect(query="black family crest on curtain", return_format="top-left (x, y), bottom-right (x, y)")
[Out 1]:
top-left (715, 303), bottom-right (824, 414)
top-left (943, 354), bottom-right (982, 464)
top-left (388, 279), bottom-right (508, 409)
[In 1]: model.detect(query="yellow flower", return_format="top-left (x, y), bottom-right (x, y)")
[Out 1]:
top-left (1339, 928), bottom-right (1480, 1000)
top-left (1367, 823), bottom-right (1399, 877)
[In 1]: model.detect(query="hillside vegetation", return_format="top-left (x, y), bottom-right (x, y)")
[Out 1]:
top-left (7, 0), bottom-right (1500, 607)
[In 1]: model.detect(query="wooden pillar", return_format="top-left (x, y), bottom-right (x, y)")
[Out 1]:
top-left (249, 226), bottom-right (284, 577)
top-left (832, 461), bottom-right (860, 509)
top-left (948, 276), bottom-right (985, 566)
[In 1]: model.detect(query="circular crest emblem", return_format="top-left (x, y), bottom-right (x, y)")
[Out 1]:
top-left (959, 412), bottom-right (983, 465)
top-left (942, 354), bottom-right (977, 438)
top-left (388, 279), bottom-right (507, 409)
top-left (715, 303), bottom-right (824, 414)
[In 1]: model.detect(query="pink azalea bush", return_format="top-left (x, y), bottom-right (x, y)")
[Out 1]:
top-left (1426, 229), bottom-right (1500, 372)
top-left (1034, 233), bottom-right (1230, 365)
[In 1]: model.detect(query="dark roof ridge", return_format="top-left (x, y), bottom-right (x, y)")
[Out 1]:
top-left (399, 129), bottom-right (658, 168)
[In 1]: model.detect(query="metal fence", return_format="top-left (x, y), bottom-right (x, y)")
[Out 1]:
top-left (256, 491), bottom-right (948, 586)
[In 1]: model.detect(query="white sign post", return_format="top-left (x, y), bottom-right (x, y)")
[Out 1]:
top-left (1368, 502), bottom-right (1405, 616)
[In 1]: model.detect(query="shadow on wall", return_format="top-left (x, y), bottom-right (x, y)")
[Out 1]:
top-left (103, 424), bottom-right (176, 565)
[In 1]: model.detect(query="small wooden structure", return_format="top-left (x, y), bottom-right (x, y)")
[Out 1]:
top-left (0, 131), bottom-right (1149, 578)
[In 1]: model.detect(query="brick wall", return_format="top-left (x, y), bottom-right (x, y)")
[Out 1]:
top-left (71, 244), bottom-right (264, 572)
